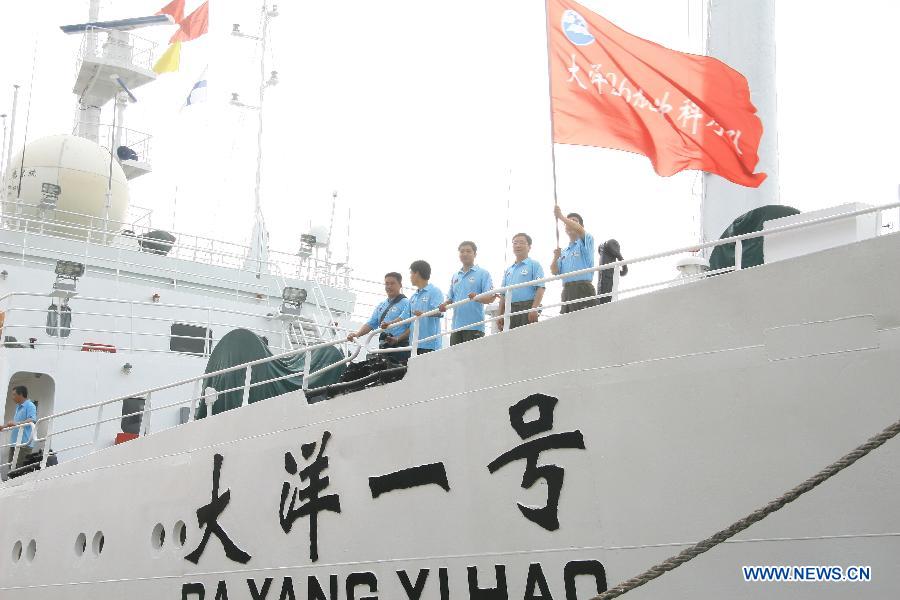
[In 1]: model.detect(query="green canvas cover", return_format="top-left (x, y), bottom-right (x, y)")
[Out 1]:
top-left (709, 205), bottom-right (800, 272)
top-left (195, 328), bottom-right (346, 418)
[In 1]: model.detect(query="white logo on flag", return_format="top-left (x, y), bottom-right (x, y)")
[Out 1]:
top-left (562, 10), bottom-right (594, 46)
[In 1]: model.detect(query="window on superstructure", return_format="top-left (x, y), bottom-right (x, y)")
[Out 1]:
top-left (170, 324), bottom-right (213, 355)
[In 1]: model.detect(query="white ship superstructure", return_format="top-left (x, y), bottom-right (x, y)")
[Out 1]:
top-left (0, 1), bottom-right (372, 473)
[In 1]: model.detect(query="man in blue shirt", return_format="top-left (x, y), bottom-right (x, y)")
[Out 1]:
top-left (439, 241), bottom-right (495, 345)
top-left (498, 232), bottom-right (545, 331)
top-left (347, 272), bottom-right (411, 363)
top-left (2, 385), bottom-right (37, 471)
top-left (551, 205), bottom-right (598, 314)
top-left (408, 260), bottom-right (444, 355)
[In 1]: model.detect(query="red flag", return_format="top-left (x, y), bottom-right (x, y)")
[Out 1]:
top-left (156, 0), bottom-right (185, 24)
top-left (170, 1), bottom-right (208, 44)
top-left (548, 0), bottom-right (766, 188)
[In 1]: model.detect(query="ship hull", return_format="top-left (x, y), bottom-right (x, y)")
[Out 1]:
top-left (2, 233), bottom-right (899, 599)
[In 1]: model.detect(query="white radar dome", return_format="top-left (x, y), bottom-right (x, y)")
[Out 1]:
top-left (2, 134), bottom-right (130, 243)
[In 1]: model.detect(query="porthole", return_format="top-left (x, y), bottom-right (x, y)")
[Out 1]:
top-left (92, 531), bottom-right (104, 556)
top-left (74, 533), bottom-right (87, 557)
top-left (25, 540), bottom-right (36, 562)
top-left (151, 523), bottom-right (165, 550)
top-left (173, 520), bottom-right (187, 548)
top-left (11, 540), bottom-right (22, 563)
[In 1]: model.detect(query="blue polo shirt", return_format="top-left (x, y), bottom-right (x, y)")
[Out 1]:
top-left (366, 296), bottom-right (410, 337)
top-left (557, 233), bottom-right (595, 282)
top-left (408, 283), bottom-right (444, 350)
top-left (9, 399), bottom-right (37, 448)
top-left (447, 265), bottom-right (494, 332)
top-left (501, 257), bottom-right (545, 303)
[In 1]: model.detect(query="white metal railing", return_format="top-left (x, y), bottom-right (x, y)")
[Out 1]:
top-left (0, 204), bottom-right (367, 308)
top-left (7, 201), bottom-right (896, 479)
top-left (21, 337), bottom-right (360, 472)
top-left (361, 201), bottom-right (899, 355)
top-left (0, 291), bottom-right (362, 357)
top-left (76, 26), bottom-right (158, 73)
top-left (0, 422), bottom-right (36, 475)
top-left (71, 123), bottom-right (153, 165)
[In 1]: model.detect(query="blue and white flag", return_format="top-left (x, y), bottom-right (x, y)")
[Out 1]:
top-left (184, 68), bottom-right (207, 107)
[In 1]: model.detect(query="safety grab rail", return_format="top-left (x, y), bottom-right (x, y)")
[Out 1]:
top-left (0, 422), bottom-right (36, 473)
top-left (7, 201), bottom-right (896, 476)
top-left (359, 201), bottom-right (898, 354)
top-left (21, 336), bottom-right (362, 471)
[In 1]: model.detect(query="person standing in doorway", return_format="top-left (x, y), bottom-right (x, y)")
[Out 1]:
top-left (1, 385), bottom-right (37, 471)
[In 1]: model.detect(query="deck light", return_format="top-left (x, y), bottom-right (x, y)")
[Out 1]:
top-left (52, 260), bottom-right (85, 297)
top-left (54, 260), bottom-right (85, 279)
top-left (282, 287), bottom-right (307, 306)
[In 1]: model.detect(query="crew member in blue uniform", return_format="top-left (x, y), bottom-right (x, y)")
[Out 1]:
top-left (439, 241), bottom-right (495, 345)
top-left (408, 260), bottom-right (444, 354)
top-left (347, 272), bottom-right (411, 363)
top-left (551, 206), bottom-right (597, 314)
top-left (1, 385), bottom-right (37, 471)
top-left (498, 233), bottom-right (545, 330)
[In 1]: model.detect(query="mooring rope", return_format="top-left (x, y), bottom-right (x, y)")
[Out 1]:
top-left (593, 416), bottom-right (900, 600)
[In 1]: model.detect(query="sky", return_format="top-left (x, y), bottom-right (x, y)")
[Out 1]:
top-left (0, 0), bottom-right (898, 311)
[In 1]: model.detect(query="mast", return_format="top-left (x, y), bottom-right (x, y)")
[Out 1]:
top-left (4, 85), bottom-right (19, 183)
top-left (700, 0), bottom-right (781, 247)
top-left (234, 1), bottom-right (278, 276)
top-left (0, 113), bottom-right (7, 184)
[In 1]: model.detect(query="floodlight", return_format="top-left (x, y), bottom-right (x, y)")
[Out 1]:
top-left (282, 287), bottom-right (307, 305)
top-left (55, 260), bottom-right (85, 279)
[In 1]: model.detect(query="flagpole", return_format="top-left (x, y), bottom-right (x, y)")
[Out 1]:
top-left (543, 0), bottom-right (561, 248)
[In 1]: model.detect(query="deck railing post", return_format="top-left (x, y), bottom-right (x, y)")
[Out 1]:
top-left (734, 239), bottom-right (743, 270)
top-left (612, 266), bottom-right (620, 302)
top-left (411, 318), bottom-right (420, 354)
top-left (141, 392), bottom-right (153, 437)
top-left (302, 350), bottom-right (311, 391)
top-left (92, 404), bottom-right (104, 448)
top-left (503, 292), bottom-right (512, 333)
top-left (240, 365), bottom-right (252, 407)
top-left (40, 419), bottom-right (53, 470)
top-left (188, 379), bottom-right (202, 423)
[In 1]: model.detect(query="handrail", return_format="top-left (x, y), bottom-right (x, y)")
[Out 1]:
top-left (359, 201), bottom-right (899, 350)
top-left (33, 337), bottom-right (357, 425)
top-left (0, 201), bottom-right (354, 287)
top-left (8, 201), bottom-right (895, 474)
top-left (1, 422), bottom-right (36, 471)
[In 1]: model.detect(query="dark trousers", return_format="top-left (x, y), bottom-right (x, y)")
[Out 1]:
top-left (508, 300), bottom-right (536, 329)
top-left (561, 281), bottom-right (598, 314)
top-left (416, 348), bottom-right (435, 356)
top-left (450, 330), bottom-right (484, 346)
top-left (7, 448), bottom-right (30, 471)
top-left (379, 334), bottom-right (410, 364)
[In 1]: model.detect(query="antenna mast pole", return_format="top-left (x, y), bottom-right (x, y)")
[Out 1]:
top-left (0, 114), bottom-right (8, 185)
top-left (253, 1), bottom-right (276, 219)
top-left (4, 86), bottom-right (19, 188)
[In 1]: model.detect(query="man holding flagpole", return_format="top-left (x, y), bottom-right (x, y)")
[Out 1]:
top-left (551, 205), bottom-right (597, 314)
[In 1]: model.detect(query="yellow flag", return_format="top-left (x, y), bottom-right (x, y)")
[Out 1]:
top-left (153, 42), bottom-right (181, 74)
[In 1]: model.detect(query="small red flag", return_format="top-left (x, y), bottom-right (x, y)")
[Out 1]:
top-left (170, 1), bottom-right (208, 44)
top-left (156, 0), bottom-right (185, 24)
top-left (548, 0), bottom-right (766, 188)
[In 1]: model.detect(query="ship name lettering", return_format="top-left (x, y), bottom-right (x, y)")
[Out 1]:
top-left (180, 561), bottom-right (606, 599)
